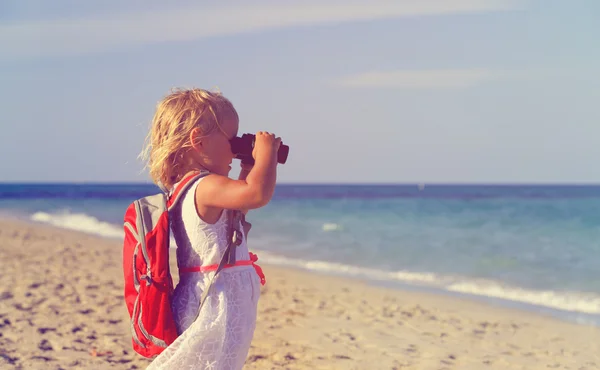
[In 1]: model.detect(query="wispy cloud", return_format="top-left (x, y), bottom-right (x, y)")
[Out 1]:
top-left (0, 0), bottom-right (524, 60)
top-left (334, 68), bottom-right (504, 89)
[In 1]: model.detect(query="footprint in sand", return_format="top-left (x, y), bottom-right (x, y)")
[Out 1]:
top-left (341, 332), bottom-right (356, 341)
top-left (0, 353), bottom-right (19, 365)
top-left (472, 329), bottom-right (486, 336)
top-left (38, 339), bottom-right (53, 351)
top-left (440, 354), bottom-right (457, 366)
top-left (37, 327), bottom-right (56, 334)
top-left (333, 354), bottom-right (351, 360)
top-left (404, 344), bottom-right (419, 356)
top-left (30, 355), bottom-right (54, 362)
top-left (0, 318), bottom-right (11, 328)
top-left (246, 354), bottom-right (267, 363)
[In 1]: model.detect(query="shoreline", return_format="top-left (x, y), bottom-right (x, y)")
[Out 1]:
top-left (258, 252), bottom-right (600, 329)
top-left (8, 214), bottom-right (600, 328)
top-left (2, 218), bottom-right (600, 369)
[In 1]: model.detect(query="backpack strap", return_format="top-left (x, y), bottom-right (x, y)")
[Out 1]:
top-left (194, 209), bottom-right (241, 322)
top-left (167, 171), bottom-right (209, 210)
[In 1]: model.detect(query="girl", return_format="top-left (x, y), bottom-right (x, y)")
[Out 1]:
top-left (141, 88), bottom-right (281, 369)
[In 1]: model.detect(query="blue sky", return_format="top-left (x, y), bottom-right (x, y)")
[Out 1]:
top-left (0, 0), bottom-right (598, 183)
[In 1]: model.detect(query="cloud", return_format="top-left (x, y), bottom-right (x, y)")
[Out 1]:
top-left (334, 68), bottom-right (504, 89)
top-left (0, 0), bottom-right (525, 60)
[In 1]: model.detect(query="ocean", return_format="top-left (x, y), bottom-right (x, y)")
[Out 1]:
top-left (1, 183), bottom-right (599, 326)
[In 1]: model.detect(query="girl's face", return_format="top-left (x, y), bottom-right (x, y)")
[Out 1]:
top-left (191, 117), bottom-right (239, 176)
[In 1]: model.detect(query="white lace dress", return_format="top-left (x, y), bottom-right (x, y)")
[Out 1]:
top-left (147, 177), bottom-right (262, 370)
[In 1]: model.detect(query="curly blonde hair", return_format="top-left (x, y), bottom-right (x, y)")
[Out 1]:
top-left (139, 88), bottom-right (238, 190)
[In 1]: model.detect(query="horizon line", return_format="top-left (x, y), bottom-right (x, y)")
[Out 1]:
top-left (2, 181), bottom-right (600, 187)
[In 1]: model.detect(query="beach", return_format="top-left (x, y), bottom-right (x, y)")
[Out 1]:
top-left (1, 218), bottom-right (599, 370)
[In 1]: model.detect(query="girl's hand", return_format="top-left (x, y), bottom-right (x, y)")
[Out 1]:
top-left (252, 131), bottom-right (281, 162)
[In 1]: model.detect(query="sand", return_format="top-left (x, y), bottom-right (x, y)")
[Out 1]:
top-left (1, 218), bottom-right (599, 370)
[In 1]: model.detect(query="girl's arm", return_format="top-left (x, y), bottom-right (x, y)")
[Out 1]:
top-left (238, 162), bottom-right (253, 215)
top-left (196, 132), bottom-right (280, 211)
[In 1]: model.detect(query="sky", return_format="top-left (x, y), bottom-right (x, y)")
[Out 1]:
top-left (0, 0), bottom-right (599, 184)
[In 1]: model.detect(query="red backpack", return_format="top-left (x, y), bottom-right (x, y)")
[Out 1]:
top-left (122, 171), bottom-right (207, 358)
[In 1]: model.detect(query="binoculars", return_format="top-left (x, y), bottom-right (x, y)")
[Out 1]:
top-left (230, 133), bottom-right (289, 165)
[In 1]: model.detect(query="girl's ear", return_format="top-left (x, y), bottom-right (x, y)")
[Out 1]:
top-left (189, 127), bottom-right (203, 151)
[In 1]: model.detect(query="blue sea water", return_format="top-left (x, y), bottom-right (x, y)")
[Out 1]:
top-left (1, 183), bottom-right (600, 325)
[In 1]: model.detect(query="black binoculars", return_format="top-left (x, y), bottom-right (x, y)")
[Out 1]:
top-left (230, 133), bottom-right (289, 165)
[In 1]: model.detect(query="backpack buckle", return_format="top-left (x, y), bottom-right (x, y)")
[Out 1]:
top-left (140, 271), bottom-right (152, 286)
top-left (232, 229), bottom-right (243, 247)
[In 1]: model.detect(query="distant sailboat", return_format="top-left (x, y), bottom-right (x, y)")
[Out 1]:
top-left (418, 183), bottom-right (425, 191)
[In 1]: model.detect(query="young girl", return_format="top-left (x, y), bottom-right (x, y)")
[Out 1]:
top-left (141, 88), bottom-right (281, 370)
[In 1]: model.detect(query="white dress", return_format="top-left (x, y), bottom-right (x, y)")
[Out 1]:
top-left (147, 177), bottom-right (262, 370)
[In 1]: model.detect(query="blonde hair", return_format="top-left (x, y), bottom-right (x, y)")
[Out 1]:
top-left (139, 88), bottom-right (238, 190)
